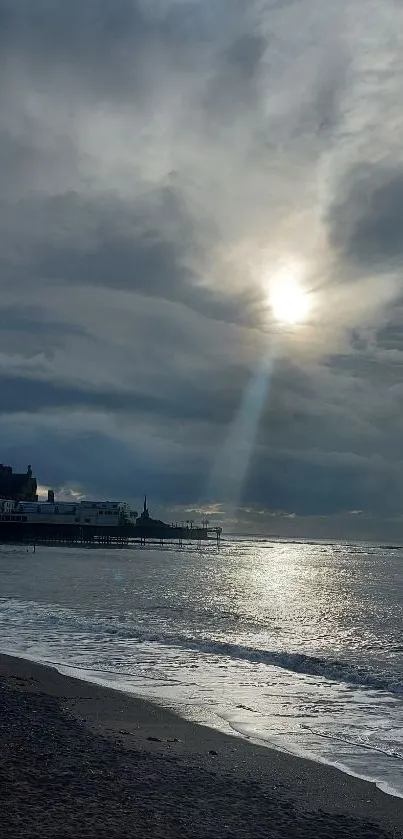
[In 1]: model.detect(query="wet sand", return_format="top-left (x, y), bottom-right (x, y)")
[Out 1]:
top-left (1, 653), bottom-right (403, 838)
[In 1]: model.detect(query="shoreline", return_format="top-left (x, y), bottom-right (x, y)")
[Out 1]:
top-left (1, 653), bottom-right (403, 837)
top-left (6, 645), bottom-right (403, 802)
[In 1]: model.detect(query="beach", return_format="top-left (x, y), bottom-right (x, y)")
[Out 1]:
top-left (1, 654), bottom-right (403, 839)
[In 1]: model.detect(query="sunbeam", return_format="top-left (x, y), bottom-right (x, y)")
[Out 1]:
top-left (204, 348), bottom-right (275, 524)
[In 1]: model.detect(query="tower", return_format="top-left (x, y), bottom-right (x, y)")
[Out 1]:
top-left (142, 496), bottom-right (149, 519)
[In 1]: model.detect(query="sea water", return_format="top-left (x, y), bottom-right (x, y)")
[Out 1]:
top-left (1, 539), bottom-right (403, 796)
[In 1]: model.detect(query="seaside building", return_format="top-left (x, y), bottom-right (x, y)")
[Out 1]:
top-left (0, 498), bottom-right (138, 526)
top-left (0, 464), bottom-right (38, 502)
top-left (0, 464), bottom-right (221, 543)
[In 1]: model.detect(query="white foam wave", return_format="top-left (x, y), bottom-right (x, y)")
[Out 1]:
top-left (1, 598), bottom-right (403, 698)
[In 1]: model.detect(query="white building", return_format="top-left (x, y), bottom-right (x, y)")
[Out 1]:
top-left (0, 498), bottom-right (138, 526)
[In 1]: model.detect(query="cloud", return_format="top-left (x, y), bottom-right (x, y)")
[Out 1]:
top-left (328, 164), bottom-right (403, 273)
top-left (1, 0), bottom-right (403, 534)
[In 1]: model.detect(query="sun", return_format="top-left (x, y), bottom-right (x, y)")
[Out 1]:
top-left (268, 264), bottom-right (311, 325)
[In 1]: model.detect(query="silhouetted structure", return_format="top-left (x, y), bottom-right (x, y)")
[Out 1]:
top-left (136, 495), bottom-right (167, 530)
top-left (0, 464), bottom-right (38, 502)
top-left (0, 469), bottom-right (222, 546)
top-left (140, 496), bottom-right (150, 520)
top-left (134, 497), bottom-right (222, 544)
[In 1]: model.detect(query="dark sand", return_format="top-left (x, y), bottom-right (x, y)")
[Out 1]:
top-left (1, 654), bottom-right (403, 838)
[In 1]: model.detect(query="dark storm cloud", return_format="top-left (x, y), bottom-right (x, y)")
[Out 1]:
top-left (312, 50), bottom-right (349, 137)
top-left (377, 319), bottom-right (403, 352)
top-left (203, 32), bottom-right (266, 115)
top-left (0, 306), bottom-right (84, 342)
top-left (0, 363), bottom-right (250, 427)
top-left (244, 445), bottom-right (398, 517)
top-left (31, 189), bottom-right (194, 294)
top-left (328, 165), bottom-right (403, 272)
top-left (14, 189), bottom-right (258, 325)
top-left (0, 0), bottom-right (255, 107)
top-left (2, 426), bottom-right (205, 508)
top-left (225, 33), bottom-right (267, 79)
top-left (0, 0), bottom-right (173, 90)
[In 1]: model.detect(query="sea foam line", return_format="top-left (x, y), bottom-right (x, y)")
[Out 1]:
top-left (1, 598), bottom-right (403, 697)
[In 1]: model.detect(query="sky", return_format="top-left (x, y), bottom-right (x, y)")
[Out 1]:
top-left (1, 0), bottom-right (403, 538)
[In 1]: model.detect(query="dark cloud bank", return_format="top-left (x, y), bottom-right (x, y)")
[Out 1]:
top-left (1, 0), bottom-right (403, 538)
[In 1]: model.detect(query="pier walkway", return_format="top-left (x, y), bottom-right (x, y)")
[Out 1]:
top-left (0, 523), bottom-right (222, 548)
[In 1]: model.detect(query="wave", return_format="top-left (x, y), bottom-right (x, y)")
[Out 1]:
top-left (185, 640), bottom-right (403, 695)
top-left (2, 599), bottom-right (403, 697)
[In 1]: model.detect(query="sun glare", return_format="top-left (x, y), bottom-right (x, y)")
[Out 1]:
top-left (267, 263), bottom-right (311, 325)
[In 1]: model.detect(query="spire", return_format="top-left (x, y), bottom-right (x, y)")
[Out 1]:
top-left (142, 495), bottom-right (149, 519)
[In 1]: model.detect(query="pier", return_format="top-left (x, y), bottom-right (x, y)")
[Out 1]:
top-left (0, 470), bottom-right (223, 548)
top-left (0, 522), bottom-right (222, 548)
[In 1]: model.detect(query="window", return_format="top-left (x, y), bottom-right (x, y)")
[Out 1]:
top-left (22, 516), bottom-right (27, 522)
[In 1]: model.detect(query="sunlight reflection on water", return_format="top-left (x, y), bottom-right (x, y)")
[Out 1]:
top-left (1, 538), bottom-right (403, 796)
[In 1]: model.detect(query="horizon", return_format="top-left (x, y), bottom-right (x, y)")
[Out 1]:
top-left (1, 1), bottom-right (403, 540)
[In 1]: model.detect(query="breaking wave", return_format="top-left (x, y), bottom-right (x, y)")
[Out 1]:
top-left (186, 640), bottom-right (403, 695)
top-left (1, 598), bottom-right (403, 698)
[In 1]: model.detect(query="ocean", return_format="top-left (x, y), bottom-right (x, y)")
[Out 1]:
top-left (1, 538), bottom-right (403, 797)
